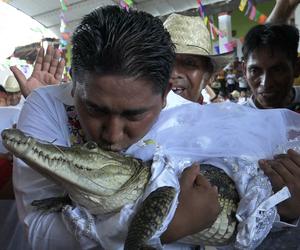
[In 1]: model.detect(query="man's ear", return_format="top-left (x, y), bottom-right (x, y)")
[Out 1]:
top-left (294, 56), bottom-right (300, 78)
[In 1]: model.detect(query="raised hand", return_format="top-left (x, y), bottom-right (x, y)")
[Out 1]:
top-left (287, 0), bottom-right (300, 6)
top-left (161, 164), bottom-right (220, 243)
top-left (267, 0), bottom-right (300, 23)
top-left (10, 45), bottom-right (65, 98)
top-left (259, 149), bottom-right (300, 222)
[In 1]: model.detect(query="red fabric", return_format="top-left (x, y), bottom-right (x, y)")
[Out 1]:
top-left (0, 158), bottom-right (13, 189)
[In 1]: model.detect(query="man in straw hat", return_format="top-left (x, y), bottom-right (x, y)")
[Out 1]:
top-left (0, 85), bottom-right (8, 107)
top-left (164, 13), bottom-right (233, 104)
top-left (4, 75), bottom-right (23, 107)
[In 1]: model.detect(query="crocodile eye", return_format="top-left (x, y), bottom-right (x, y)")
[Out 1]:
top-left (85, 141), bottom-right (98, 150)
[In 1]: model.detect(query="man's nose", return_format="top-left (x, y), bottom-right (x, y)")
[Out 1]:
top-left (260, 72), bottom-right (272, 87)
top-left (102, 115), bottom-right (124, 145)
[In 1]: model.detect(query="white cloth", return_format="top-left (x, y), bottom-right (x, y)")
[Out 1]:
top-left (13, 83), bottom-right (300, 250)
top-left (0, 106), bottom-right (21, 153)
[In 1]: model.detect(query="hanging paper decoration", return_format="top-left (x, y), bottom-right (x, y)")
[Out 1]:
top-left (60, 0), bottom-right (68, 11)
top-left (197, 0), bottom-right (205, 18)
top-left (258, 14), bottom-right (267, 24)
top-left (204, 16), bottom-right (208, 26)
top-left (60, 18), bottom-right (67, 33)
top-left (59, 1), bottom-right (71, 50)
top-left (224, 40), bottom-right (237, 52)
top-left (209, 16), bottom-right (217, 40)
top-left (196, 1), bottom-right (224, 40)
top-left (249, 5), bottom-right (257, 21)
top-left (214, 45), bottom-right (220, 54)
top-left (244, 0), bottom-right (252, 16)
top-left (254, 10), bottom-right (261, 22)
top-left (209, 23), bottom-right (216, 40)
top-left (212, 23), bottom-right (224, 38)
top-left (239, 0), bottom-right (248, 12)
top-left (119, 0), bottom-right (133, 11)
top-left (239, 0), bottom-right (268, 24)
top-left (124, 0), bottom-right (133, 5)
top-left (61, 32), bottom-right (71, 41)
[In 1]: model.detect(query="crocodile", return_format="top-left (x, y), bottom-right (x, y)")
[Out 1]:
top-left (1, 128), bottom-right (239, 249)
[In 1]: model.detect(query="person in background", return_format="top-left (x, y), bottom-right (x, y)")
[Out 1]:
top-left (164, 13), bottom-right (233, 104)
top-left (237, 90), bottom-right (248, 104)
top-left (217, 69), bottom-right (227, 96)
top-left (0, 85), bottom-right (7, 106)
top-left (242, 23), bottom-right (300, 111)
top-left (237, 74), bottom-right (248, 93)
top-left (225, 66), bottom-right (237, 93)
top-left (211, 75), bottom-right (222, 96)
top-left (241, 22), bottom-right (300, 249)
top-left (4, 75), bottom-right (23, 108)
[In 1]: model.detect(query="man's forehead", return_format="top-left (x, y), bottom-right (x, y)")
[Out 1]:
top-left (249, 46), bottom-right (289, 60)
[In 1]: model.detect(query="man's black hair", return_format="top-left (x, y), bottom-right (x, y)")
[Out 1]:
top-left (242, 23), bottom-right (299, 65)
top-left (71, 5), bottom-right (175, 94)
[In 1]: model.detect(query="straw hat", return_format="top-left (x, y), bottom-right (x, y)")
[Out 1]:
top-left (4, 75), bottom-right (20, 93)
top-left (164, 13), bottom-right (234, 72)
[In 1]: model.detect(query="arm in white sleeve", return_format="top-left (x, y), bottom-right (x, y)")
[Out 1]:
top-left (13, 88), bottom-right (98, 250)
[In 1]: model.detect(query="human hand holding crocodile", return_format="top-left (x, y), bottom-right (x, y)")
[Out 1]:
top-left (161, 164), bottom-right (220, 244)
top-left (259, 149), bottom-right (300, 222)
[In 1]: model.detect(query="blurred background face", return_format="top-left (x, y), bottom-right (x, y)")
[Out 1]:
top-left (243, 47), bottom-right (295, 108)
top-left (7, 92), bottom-right (21, 106)
top-left (170, 54), bottom-right (212, 103)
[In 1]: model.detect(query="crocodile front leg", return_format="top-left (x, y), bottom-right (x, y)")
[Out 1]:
top-left (124, 186), bottom-right (176, 250)
top-left (31, 196), bottom-right (72, 213)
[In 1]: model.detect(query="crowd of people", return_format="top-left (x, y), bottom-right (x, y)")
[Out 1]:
top-left (0, 0), bottom-right (300, 249)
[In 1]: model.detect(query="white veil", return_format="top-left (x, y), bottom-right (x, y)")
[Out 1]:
top-left (124, 102), bottom-right (300, 249)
